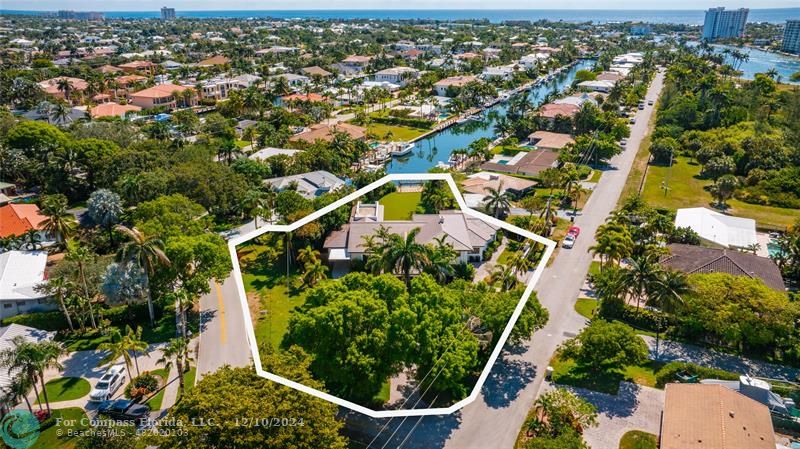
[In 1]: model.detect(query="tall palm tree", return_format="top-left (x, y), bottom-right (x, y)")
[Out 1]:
top-left (97, 328), bottom-right (134, 382)
top-left (3, 374), bottom-right (34, 413)
top-left (35, 276), bottom-right (75, 332)
top-left (297, 245), bottom-right (320, 267)
top-left (491, 264), bottom-right (518, 291)
top-left (483, 182), bottom-right (512, 219)
top-left (65, 239), bottom-right (97, 328)
top-left (425, 236), bottom-right (458, 283)
top-left (56, 78), bottom-right (74, 103)
top-left (157, 337), bottom-right (193, 398)
top-left (40, 196), bottom-right (76, 246)
top-left (0, 337), bottom-right (44, 412)
top-left (302, 260), bottom-right (328, 287)
top-left (122, 325), bottom-right (149, 377)
top-left (115, 225), bottom-right (171, 327)
top-left (623, 253), bottom-right (663, 311)
top-left (35, 341), bottom-right (65, 414)
top-left (379, 228), bottom-right (430, 290)
top-left (589, 223), bottom-right (634, 268)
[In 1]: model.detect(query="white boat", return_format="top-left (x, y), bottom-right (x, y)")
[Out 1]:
top-left (436, 161), bottom-right (452, 170)
top-left (391, 143), bottom-right (415, 157)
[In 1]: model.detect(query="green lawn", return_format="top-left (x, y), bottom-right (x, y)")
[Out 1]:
top-left (241, 245), bottom-right (309, 353)
top-left (587, 169), bottom-right (603, 183)
top-left (235, 139), bottom-right (251, 149)
top-left (36, 377), bottom-right (90, 404)
top-left (588, 261), bottom-right (601, 277)
top-left (642, 156), bottom-right (800, 229)
top-left (497, 248), bottom-right (518, 265)
top-left (574, 298), bottom-right (598, 319)
top-left (144, 368), bottom-right (169, 410)
top-left (368, 123), bottom-right (429, 141)
top-left (550, 354), bottom-right (665, 394)
top-left (31, 407), bottom-right (90, 449)
top-left (178, 367), bottom-right (197, 400)
top-left (379, 191), bottom-right (421, 220)
top-left (56, 306), bottom-right (183, 352)
top-left (372, 380), bottom-right (391, 405)
top-left (619, 430), bottom-right (658, 449)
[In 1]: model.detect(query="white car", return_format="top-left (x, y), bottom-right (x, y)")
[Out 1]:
top-left (89, 365), bottom-right (126, 402)
top-left (562, 234), bottom-right (576, 249)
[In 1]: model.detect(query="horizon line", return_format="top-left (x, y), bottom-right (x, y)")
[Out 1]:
top-left (3, 6), bottom-right (798, 13)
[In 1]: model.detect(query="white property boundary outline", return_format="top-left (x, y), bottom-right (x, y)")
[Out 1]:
top-left (227, 173), bottom-right (556, 418)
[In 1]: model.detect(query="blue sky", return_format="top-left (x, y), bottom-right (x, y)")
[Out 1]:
top-left (4, 0), bottom-right (797, 11)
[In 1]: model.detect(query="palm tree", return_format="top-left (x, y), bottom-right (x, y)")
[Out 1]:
top-left (589, 223), bottom-right (634, 268)
top-left (36, 276), bottom-right (75, 332)
top-left (35, 341), bottom-right (65, 414)
top-left (40, 196), bottom-right (76, 246)
top-left (379, 228), bottom-right (430, 290)
top-left (297, 245), bottom-right (320, 267)
top-left (115, 225), bottom-right (171, 327)
top-left (65, 240), bottom-right (97, 328)
top-left (425, 236), bottom-right (457, 282)
top-left (3, 374), bottom-right (34, 413)
top-left (19, 229), bottom-right (41, 250)
top-left (491, 264), bottom-right (518, 291)
top-left (56, 78), bottom-right (74, 103)
top-left (157, 337), bottom-right (193, 398)
top-left (0, 337), bottom-right (44, 412)
top-left (122, 325), bottom-right (149, 377)
top-left (302, 260), bottom-right (328, 287)
top-left (483, 182), bottom-right (512, 219)
top-left (97, 328), bottom-right (134, 382)
top-left (623, 253), bottom-right (663, 311)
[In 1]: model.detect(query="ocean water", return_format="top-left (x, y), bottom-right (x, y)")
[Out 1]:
top-left (2, 8), bottom-right (799, 24)
top-left (713, 44), bottom-right (800, 84)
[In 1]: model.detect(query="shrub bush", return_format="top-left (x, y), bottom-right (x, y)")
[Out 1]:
top-left (654, 362), bottom-right (738, 388)
top-left (370, 115), bottom-right (434, 129)
top-left (124, 372), bottom-right (160, 402)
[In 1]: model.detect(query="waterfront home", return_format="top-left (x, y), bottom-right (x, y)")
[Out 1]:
top-left (526, 131), bottom-right (575, 151)
top-left (249, 147), bottom-right (303, 161)
top-left (263, 170), bottom-right (345, 200)
top-left (481, 65), bottom-right (516, 81)
top-left (554, 93), bottom-right (600, 108)
top-left (373, 67), bottom-right (420, 87)
top-left (596, 71), bottom-right (625, 82)
top-left (269, 73), bottom-right (310, 89)
top-left (462, 172), bottom-right (536, 198)
top-left (289, 123), bottom-right (367, 144)
top-left (89, 102), bottom-right (141, 118)
top-left (129, 83), bottom-right (196, 110)
top-left (323, 205), bottom-right (499, 270)
top-left (519, 53), bottom-right (550, 70)
top-left (538, 103), bottom-right (580, 121)
top-left (0, 203), bottom-right (47, 239)
top-left (577, 79), bottom-right (616, 93)
top-left (0, 251), bottom-right (55, 320)
top-left (480, 148), bottom-right (560, 177)
top-left (660, 243), bottom-right (784, 291)
top-left (434, 75), bottom-right (479, 97)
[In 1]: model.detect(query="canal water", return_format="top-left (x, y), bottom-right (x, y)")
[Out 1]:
top-left (384, 59), bottom-right (595, 174)
top-left (712, 44), bottom-right (800, 84)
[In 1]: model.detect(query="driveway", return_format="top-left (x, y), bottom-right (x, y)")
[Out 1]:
top-left (350, 70), bottom-right (668, 449)
top-left (567, 382), bottom-right (665, 449)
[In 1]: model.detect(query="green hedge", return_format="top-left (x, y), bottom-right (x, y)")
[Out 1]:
top-left (370, 115), bottom-right (434, 129)
top-left (3, 302), bottom-right (165, 331)
top-left (654, 362), bottom-right (739, 388)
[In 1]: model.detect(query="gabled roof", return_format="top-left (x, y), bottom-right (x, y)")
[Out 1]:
top-left (661, 243), bottom-right (785, 291)
top-left (90, 102), bottom-right (141, 118)
top-left (661, 383), bottom-right (776, 449)
top-left (674, 207), bottom-right (757, 249)
top-left (197, 55), bottom-right (230, 66)
top-left (130, 83), bottom-right (190, 99)
top-left (302, 66), bottom-right (333, 77)
top-left (0, 324), bottom-right (55, 390)
top-left (0, 204), bottom-right (46, 238)
top-left (0, 251), bottom-right (48, 301)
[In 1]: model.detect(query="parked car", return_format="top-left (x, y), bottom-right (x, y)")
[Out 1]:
top-left (620, 139), bottom-right (627, 147)
top-left (647, 100), bottom-right (654, 106)
top-left (97, 399), bottom-right (150, 425)
top-left (562, 227), bottom-right (580, 249)
top-left (637, 103), bottom-right (645, 110)
top-left (629, 117), bottom-right (636, 124)
top-left (88, 365), bottom-right (126, 402)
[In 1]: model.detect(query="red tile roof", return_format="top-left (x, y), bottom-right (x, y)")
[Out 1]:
top-left (0, 204), bottom-right (47, 238)
top-left (538, 103), bottom-right (580, 119)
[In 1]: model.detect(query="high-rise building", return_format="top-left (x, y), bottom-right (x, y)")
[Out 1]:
top-left (783, 20), bottom-right (800, 55)
top-left (161, 7), bottom-right (176, 20)
top-left (702, 7), bottom-right (749, 41)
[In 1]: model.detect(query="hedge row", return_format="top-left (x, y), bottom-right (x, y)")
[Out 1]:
top-left (370, 115), bottom-right (434, 129)
top-left (2, 302), bottom-right (165, 331)
top-left (654, 362), bottom-right (739, 388)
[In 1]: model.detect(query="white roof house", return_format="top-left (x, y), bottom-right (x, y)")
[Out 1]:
top-left (674, 207), bottom-right (757, 249)
top-left (249, 147), bottom-right (303, 161)
top-left (0, 251), bottom-right (48, 302)
top-left (263, 170), bottom-right (345, 199)
top-left (577, 80), bottom-right (616, 93)
top-left (0, 324), bottom-right (55, 392)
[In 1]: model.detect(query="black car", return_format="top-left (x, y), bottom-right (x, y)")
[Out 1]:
top-left (97, 399), bottom-right (151, 425)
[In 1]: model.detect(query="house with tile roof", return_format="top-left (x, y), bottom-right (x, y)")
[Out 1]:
top-left (289, 123), bottom-right (366, 144)
top-left (263, 170), bottom-right (345, 200)
top-left (89, 102), bottom-right (141, 118)
top-left (660, 383), bottom-right (776, 449)
top-left (660, 243), bottom-right (785, 291)
top-left (0, 204), bottom-right (47, 239)
top-left (129, 83), bottom-right (196, 110)
top-left (324, 204), bottom-right (499, 269)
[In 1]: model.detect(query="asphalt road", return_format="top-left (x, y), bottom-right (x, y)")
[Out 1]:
top-left (196, 275), bottom-right (252, 380)
top-left (353, 70), bottom-right (667, 449)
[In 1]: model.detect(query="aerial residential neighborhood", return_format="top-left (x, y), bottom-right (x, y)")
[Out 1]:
top-left (0, 3), bottom-right (799, 449)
